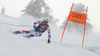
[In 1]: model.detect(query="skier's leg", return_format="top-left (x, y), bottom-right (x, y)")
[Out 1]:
top-left (24, 32), bottom-right (42, 38)
top-left (13, 28), bottom-right (35, 34)
top-left (22, 28), bottom-right (35, 34)
top-left (29, 32), bottom-right (42, 37)
top-left (28, 28), bottom-right (35, 33)
top-left (13, 30), bottom-right (29, 34)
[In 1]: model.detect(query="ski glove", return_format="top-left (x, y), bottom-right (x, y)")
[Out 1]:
top-left (47, 39), bottom-right (50, 43)
top-left (33, 25), bottom-right (36, 29)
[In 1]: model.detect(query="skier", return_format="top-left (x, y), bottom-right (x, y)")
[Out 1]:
top-left (13, 19), bottom-right (51, 43)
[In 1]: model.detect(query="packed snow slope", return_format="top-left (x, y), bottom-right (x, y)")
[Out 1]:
top-left (0, 14), bottom-right (100, 56)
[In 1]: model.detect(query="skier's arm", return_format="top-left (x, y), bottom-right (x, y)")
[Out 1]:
top-left (33, 21), bottom-right (42, 28)
top-left (33, 21), bottom-right (42, 25)
top-left (47, 26), bottom-right (51, 43)
top-left (47, 26), bottom-right (51, 39)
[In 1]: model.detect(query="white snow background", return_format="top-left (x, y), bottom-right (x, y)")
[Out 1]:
top-left (0, 14), bottom-right (100, 56)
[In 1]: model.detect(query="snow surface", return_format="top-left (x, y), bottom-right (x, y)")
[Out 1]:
top-left (0, 14), bottom-right (100, 56)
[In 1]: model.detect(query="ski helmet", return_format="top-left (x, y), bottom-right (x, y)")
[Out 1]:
top-left (43, 19), bottom-right (48, 23)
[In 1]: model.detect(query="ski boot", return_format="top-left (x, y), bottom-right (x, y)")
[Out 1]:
top-left (13, 31), bottom-right (21, 34)
top-left (23, 35), bottom-right (31, 38)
